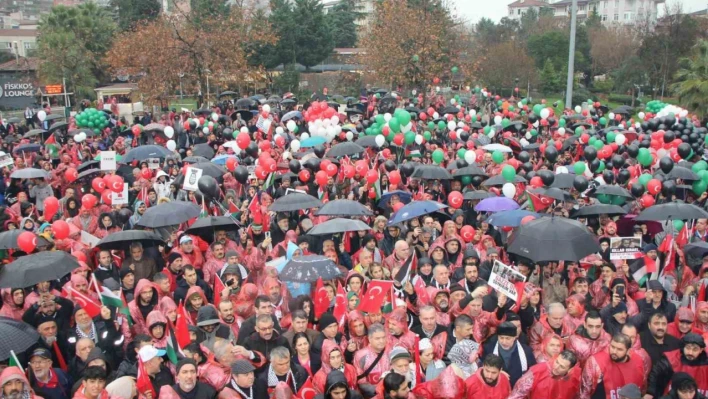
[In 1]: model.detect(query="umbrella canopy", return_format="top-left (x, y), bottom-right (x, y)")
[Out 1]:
top-left (137, 201), bottom-right (202, 228)
top-left (0, 251), bottom-right (79, 288)
top-left (47, 122), bottom-right (68, 134)
top-left (301, 137), bottom-right (327, 148)
top-left (570, 204), bottom-right (627, 218)
top-left (487, 210), bottom-right (540, 227)
top-left (44, 114), bottom-right (64, 121)
top-left (279, 255), bottom-right (343, 283)
top-left (378, 190), bottom-right (412, 208)
top-left (634, 202), bottom-right (708, 221)
top-left (77, 160), bottom-right (100, 173)
top-left (143, 123), bottom-right (165, 133)
top-left (551, 173), bottom-right (576, 189)
top-left (211, 155), bottom-right (238, 166)
top-left (326, 142), bottom-right (365, 158)
top-left (685, 241), bottom-right (708, 261)
top-left (193, 109), bottom-right (212, 116)
top-left (308, 218), bottom-right (371, 235)
top-left (193, 143), bottom-right (215, 159)
top-left (183, 156), bottom-right (210, 164)
top-left (453, 165), bottom-right (488, 178)
top-left (474, 197), bottom-right (520, 212)
top-left (529, 187), bottom-right (574, 203)
top-left (281, 99), bottom-right (297, 106)
top-left (122, 145), bottom-right (173, 162)
top-left (387, 200), bottom-right (447, 226)
top-left (591, 185), bottom-right (633, 199)
top-left (269, 193), bottom-right (323, 212)
top-left (355, 136), bottom-right (379, 148)
top-left (314, 199), bottom-right (373, 217)
top-left (187, 162), bottom-right (228, 180)
top-left (97, 230), bottom-right (165, 250)
top-left (230, 110), bottom-right (253, 122)
top-left (185, 216), bottom-right (240, 239)
top-left (482, 175), bottom-right (527, 186)
top-left (10, 168), bottom-right (49, 179)
top-left (6, 117), bottom-right (20, 124)
top-left (218, 91), bottom-right (237, 97)
top-left (464, 190), bottom-right (497, 200)
top-left (0, 230), bottom-right (51, 250)
top-left (658, 166), bottom-right (699, 181)
top-left (23, 129), bottom-right (47, 138)
top-left (412, 165), bottom-right (453, 180)
top-left (0, 317), bottom-right (40, 361)
top-left (508, 217), bottom-right (601, 262)
top-left (76, 168), bottom-right (102, 182)
top-left (235, 98), bottom-right (256, 109)
top-left (12, 144), bottom-right (42, 154)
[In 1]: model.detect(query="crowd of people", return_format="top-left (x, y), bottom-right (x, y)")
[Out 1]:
top-left (0, 86), bottom-right (707, 399)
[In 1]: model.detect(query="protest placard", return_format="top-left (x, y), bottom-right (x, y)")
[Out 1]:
top-left (609, 237), bottom-right (642, 260)
top-left (488, 260), bottom-right (527, 300)
top-left (183, 167), bottom-right (203, 191)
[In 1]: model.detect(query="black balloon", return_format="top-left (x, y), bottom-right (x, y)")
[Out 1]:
top-left (544, 146), bottom-right (559, 163)
top-left (460, 132), bottom-right (470, 142)
top-left (611, 154), bottom-right (625, 168)
top-left (627, 145), bottom-right (639, 158)
top-left (526, 171), bottom-right (537, 180)
top-left (602, 170), bottom-right (615, 185)
top-left (246, 142), bottom-right (259, 158)
top-left (518, 151), bottom-right (530, 163)
top-left (659, 157), bottom-right (674, 174)
top-left (589, 159), bottom-right (601, 173)
top-left (314, 145), bottom-right (326, 159)
top-left (617, 169), bottom-right (631, 185)
top-left (662, 180), bottom-right (676, 197)
top-left (384, 160), bottom-right (397, 172)
top-left (573, 176), bottom-right (588, 192)
top-left (117, 208), bottom-right (132, 225)
top-left (663, 130), bottom-right (675, 142)
top-left (400, 163), bottom-right (415, 177)
top-left (471, 176), bottom-right (484, 188)
top-left (653, 174), bottom-right (665, 183)
top-left (189, 120), bottom-right (197, 130)
top-left (538, 170), bottom-right (555, 187)
top-left (197, 176), bottom-right (219, 199)
top-left (630, 182), bottom-right (645, 197)
top-left (241, 156), bottom-right (254, 166)
top-left (521, 162), bottom-right (534, 173)
top-left (234, 166), bottom-right (249, 184)
top-left (305, 158), bottom-right (321, 171)
top-left (584, 146), bottom-right (598, 162)
top-left (289, 160), bottom-right (301, 174)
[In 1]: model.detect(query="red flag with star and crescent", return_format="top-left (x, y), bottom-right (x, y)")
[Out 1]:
top-left (528, 191), bottom-right (554, 212)
top-left (333, 282), bottom-right (347, 327)
top-left (295, 377), bottom-right (317, 399)
top-left (358, 280), bottom-right (394, 313)
top-left (313, 278), bottom-right (329, 319)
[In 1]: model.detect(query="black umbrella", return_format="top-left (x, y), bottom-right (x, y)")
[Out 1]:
top-left (230, 110), bottom-right (254, 122)
top-left (612, 106), bottom-right (633, 115)
top-left (634, 203), bottom-right (708, 221)
top-left (97, 230), bottom-right (165, 250)
top-left (193, 143), bottom-right (215, 159)
top-left (12, 144), bottom-right (42, 154)
top-left (77, 160), bottom-right (100, 173)
top-left (523, 143), bottom-right (541, 151)
top-left (122, 145), bottom-right (173, 162)
top-left (591, 185), bottom-right (633, 199)
top-left (185, 216), bottom-right (240, 239)
top-left (308, 218), bottom-right (371, 235)
top-left (570, 204), bottom-right (628, 218)
top-left (6, 117), bottom-right (20, 124)
top-left (188, 162), bottom-right (227, 180)
top-left (355, 136), bottom-right (379, 148)
top-left (0, 317), bottom-right (40, 361)
top-left (47, 121), bottom-right (68, 134)
top-left (0, 230), bottom-right (50, 250)
top-left (23, 129), bottom-right (46, 139)
top-left (442, 106), bottom-right (459, 115)
top-left (76, 168), bottom-right (102, 182)
top-left (529, 187), bottom-right (574, 202)
top-left (314, 200), bottom-right (374, 217)
top-left (44, 114), bottom-right (64, 121)
top-left (235, 98), bottom-right (256, 109)
top-left (412, 165), bottom-right (453, 180)
top-left (684, 241), bottom-right (708, 261)
top-left (281, 99), bottom-right (297, 106)
top-left (10, 168), bottom-right (49, 179)
top-left (659, 166), bottom-right (699, 181)
top-left (218, 91), bottom-right (237, 98)
top-left (279, 255), bottom-right (343, 283)
top-left (508, 216), bottom-right (601, 262)
top-left (471, 136), bottom-right (491, 147)
top-left (269, 193), bottom-right (323, 212)
top-left (551, 173), bottom-right (576, 189)
top-left (482, 175), bottom-right (527, 186)
top-left (327, 142), bottom-right (365, 158)
top-left (137, 201), bottom-right (202, 228)
top-left (453, 165), bottom-right (488, 178)
top-left (0, 251), bottom-right (79, 288)
top-left (182, 156), bottom-right (210, 164)
top-left (464, 190), bottom-right (497, 200)
top-left (193, 109), bottom-right (212, 116)
top-left (274, 172), bottom-right (297, 182)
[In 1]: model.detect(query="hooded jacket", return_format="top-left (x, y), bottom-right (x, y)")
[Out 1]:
top-left (667, 307), bottom-right (702, 339)
top-left (128, 279), bottom-right (160, 335)
top-left (647, 334), bottom-right (708, 397)
top-left (146, 310), bottom-right (168, 348)
top-left (0, 287), bottom-right (27, 320)
top-left (508, 357), bottom-right (582, 399)
top-left (313, 369), bottom-right (363, 399)
top-left (312, 340), bottom-right (358, 395)
top-left (566, 324), bottom-right (612, 367)
top-left (2, 366), bottom-right (42, 399)
top-left (463, 367), bottom-right (511, 399)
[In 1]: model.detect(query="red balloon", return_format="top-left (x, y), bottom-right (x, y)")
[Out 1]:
top-left (259, 141), bottom-right (272, 152)
top-left (315, 170), bottom-right (328, 186)
top-left (419, 112), bottom-right (427, 121)
top-left (320, 159), bottom-right (332, 172)
top-left (381, 149), bottom-right (391, 159)
top-left (521, 215), bottom-right (536, 225)
top-left (365, 170), bottom-right (378, 185)
top-left (17, 231), bottom-right (36, 253)
top-left (392, 202), bottom-right (404, 213)
top-left (460, 226), bottom-right (475, 243)
top-left (449, 130), bottom-right (458, 141)
top-left (102, 175), bottom-right (112, 189)
top-left (343, 165), bottom-right (355, 179)
top-left (43, 196), bottom-right (59, 221)
top-left (262, 158), bottom-right (277, 173)
top-left (72, 251), bottom-right (87, 262)
top-left (640, 194), bottom-right (655, 208)
top-left (226, 157), bottom-right (237, 172)
top-left (141, 168), bottom-right (151, 179)
top-left (275, 135), bottom-right (285, 148)
top-left (393, 134), bottom-right (404, 146)
top-left (389, 171), bottom-right (402, 186)
top-left (254, 165), bottom-right (268, 180)
top-left (502, 226), bottom-right (513, 233)
top-left (51, 220), bottom-right (70, 240)
top-left (65, 168), bottom-right (78, 183)
top-left (448, 191), bottom-right (463, 209)
top-left (325, 163), bottom-right (338, 177)
top-left (355, 160), bottom-right (369, 176)
top-left (109, 175), bottom-right (124, 193)
top-left (427, 107), bottom-right (435, 117)
top-left (92, 177), bottom-right (106, 193)
top-left (81, 194), bottom-right (97, 209)
top-left (236, 132), bottom-right (251, 150)
top-left (101, 190), bottom-right (112, 206)
top-left (183, 121), bottom-right (190, 130)
top-left (382, 126), bottom-right (390, 136)
top-left (132, 125), bottom-right (141, 135)
top-left (530, 176), bottom-right (543, 188)
top-left (368, 188), bottom-right (377, 199)
top-left (647, 179), bottom-right (662, 195)
top-left (298, 169), bottom-right (311, 183)
top-left (554, 140), bottom-right (562, 150)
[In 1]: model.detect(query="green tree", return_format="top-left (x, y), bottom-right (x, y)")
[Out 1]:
top-left (37, 3), bottom-right (116, 99)
top-left (326, 0), bottom-right (362, 48)
top-left (539, 59), bottom-right (562, 93)
top-left (111, 0), bottom-right (161, 30)
top-left (527, 30), bottom-right (569, 70)
top-left (190, 0), bottom-right (230, 24)
top-left (248, 0), bottom-right (296, 69)
top-left (292, 0), bottom-right (334, 68)
top-left (672, 40), bottom-right (708, 117)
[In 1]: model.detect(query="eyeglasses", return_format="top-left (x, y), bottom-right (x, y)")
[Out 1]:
top-left (258, 326), bottom-right (274, 332)
top-left (29, 359), bottom-right (51, 366)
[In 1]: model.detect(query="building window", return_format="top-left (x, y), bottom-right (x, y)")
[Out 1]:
top-left (23, 42), bottom-right (36, 50)
top-left (614, 13), bottom-right (619, 20)
top-left (615, 0), bottom-right (619, 7)
top-left (624, 12), bottom-right (632, 20)
top-left (603, 0), bottom-right (607, 8)
top-left (579, 5), bottom-right (586, 11)
top-left (518, 8), bottom-right (521, 14)
top-left (602, 14), bottom-right (608, 21)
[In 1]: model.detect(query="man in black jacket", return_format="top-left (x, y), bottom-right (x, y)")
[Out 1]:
top-left (171, 359), bottom-right (217, 399)
top-left (94, 250), bottom-right (121, 291)
top-left (174, 265), bottom-right (213, 305)
top-left (242, 314), bottom-right (291, 373)
top-left (228, 359), bottom-right (269, 398)
top-left (638, 280), bottom-right (678, 326)
top-left (646, 333), bottom-right (708, 398)
top-left (641, 312), bottom-right (681, 365)
top-left (23, 292), bottom-right (74, 332)
top-left (256, 346), bottom-right (308, 394)
top-left (311, 313), bottom-right (344, 375)
top-left (64, 305), bottom-right (124, 370)
top-left (236, 296), bottom-right (282, 345)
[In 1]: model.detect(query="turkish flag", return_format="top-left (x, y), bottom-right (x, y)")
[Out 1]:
top-left (313, 278), bottom-right (329, 319)
top-left (136, 358), bottom-right (156, 398)
top-left (528, 191), bottom-right (553, 212)
top-left (175, 302), bottom-right (191, 348)
top-left (358, 280), bottom-right (394, 313)
top-left (214, 275), bottom-right (225, 309)
top-left (333, 282), bottom-right (347, 327)
top-left (65, 287), bottom-right (101, 318)
top-left (413, 276), bottom-right (430, 305)
top-left (296, 377), bottom-right (317, 399)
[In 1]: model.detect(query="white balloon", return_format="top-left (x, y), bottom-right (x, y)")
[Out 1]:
top-left (457, 121), bottom-right (464, 128)
top-left (211, 112), bottom-right (219, 122)
top-left (262, 119), bottom-right (271, 132)
top-left (401, 122), bottom-right (412, 133)
top-left (433, 112), bottom-right (439, 119)
top-left (638, 112), bottom-right (646, 120)
top-left (282, 151), bottom-right (291, 160)
top-left (635, 122), bottom-right (641, 129)
top-left (558, 127), bottom-right (565, 135)
top-left (435, 86), bottom-right (440, 92)
top-left (615, 133), bottom-right (626, 146)
top-left (487, 128), bottom-right (496, 138)
top-left (502, 183), bottom-right (516, 198)
top-left (345, 131), bottom-right (354, 141)
top-left (166, 140), bottom-right (176, 151)
top-left (608, 112), bottom-right (615, 120)
top-left (464, 150), bottom-right (476, 164)
top-left (287, 121), bottom-right (296, 131)
top-left (520, 138), bottom-right (530, 146)
top-left (574, 106), bottom-right (582, 113)
top-left (275, 126), bottom-right (284, 135)
top-left (450, 99), bottom-right (457, 105)
top-left (518, 102), bottom-right (523, 109)
top-left (447, 121), bottom-right (456, 131)
top-left (540, 108), bottom-right (550, 120)
top-left (73, 134), bottom-right (83, 143)
top-left (79, 132), bottom-right (87, 141)
top-left (331, 115), bottom-right (340, 125)
top-left (290, 139), bottom-right (301, 152)
top-left (240, 126), bottom-right (249, 133)
top-left (202, 127), bottom-right (209, 134)
top-left (415, 134), bottom-right (423, 145)
top-left (375, 134), bottom-right (386, 147)
top-left (384, 113), bottom-right (392, 122)
top-left (533, 121), bottom-right (539, 128)
top-left (334, 125), bottom-right (342, 135)
top-left (680, 110), bottom-right (689, 117)
top-left (322, 118), bottom-right (331, 128)
top-left (556, 166), bottom-right (569, 174)
top-left (494, 116), bottom-right (502, 125)
top-left (326, 126), bottom-right (336, 137)
top-left (525, 132), bottom-right (532, 140)
top-left (262, 104), bottom-right (271, 114)
top-left (164, 126), bottom-right (174, 139)
top-left (301, 132), bottom-right (310, 140)
top-left (469, 109), bottom-right (477, 117)
top-left (314, 119), bottom-right (323, 129)
top-left (37, 110), bottom-right (47, 122)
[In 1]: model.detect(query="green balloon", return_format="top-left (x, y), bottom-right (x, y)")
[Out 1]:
top-left (639, 153), bottom-right (654, 167)
top-left (396, 110), bottom-right (411, 127)
top-left (693, 161), bottom-right (708, 173)
top-left (606, 132), bottom-right (616, 144)
top-left (592, 140), bottom-right (603, 150)
top-left (375, 115), bottom-right (384, 125)
top-left (412, 54), bottom-right (419, 62)
top-left (432, 149), bottom-right (444, 164)
top-left (94, 128), bottom-right (101, 134)
top-left (502, 165), bottom-right (516, 182)
top-left (533, 104), bottom-right (543, 115)
top-left (389, 118), bottom-right (401, 133)
top-left (599, 117), bottom-right (607, 126)
top-left (437, 121), bottom-right (446, 131)
top-left (596, 194), bottom-right (610, 204)
top-left (521, 98), bottom-right (528, 105)
top-left (639, 173), bottom-right (652, 187)
top-left (461, 176), bottom-right (472, 185)
top-left (502, 118), bottom-right (510, 128)
top-left (673, 220), bottom-right (685, 232)
top-left (701, 169), bottom-right (708, 184)
top-left (404, 131), bottom-right (415, 145)
top-left (451, 66), bottom-right (459, 74)
top-left (596, 160), bottom-right (606, 173)
top-left (497, 100), bottom-right (503, 107)
top-left (574, 126), bottom-right (584, 136)
top-left (427, 122), bottom-right (435, 131)
top-left (693, 180), bottom-right (708, 195)
top-left (484, 126), bottom-right (491, 135)
top-left (559, 119), bottom-right (566, 127)
top-left (530, 129), bottom-right (538, 137)
top-left (573, 161), bottom-right (586, 175)
top-left (611, 196), bottom-right (626, 206)
top-left (423, 131), bottom-right (431, 141)
top-left (492, 150), bottom-right (504, 164)
top-left (588, 137), bottom-right (596, 146)
top-left (233, 131), bottom-right (239, 139)
top-left (457, 148), bottom-right (466, 159)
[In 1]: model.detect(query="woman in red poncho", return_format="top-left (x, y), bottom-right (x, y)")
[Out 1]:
top-left (312, 340), bottom-right (358, 394)
top-left (414, 365), bottom-right (467, 399)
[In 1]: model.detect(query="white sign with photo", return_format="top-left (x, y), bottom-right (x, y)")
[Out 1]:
top-left (100, 151), bottom-right (117, 171)
top-left (0, 152), bottom-right (12, 168)
top-left (147, 158), bottom-right (160, 170)
top-left (182, 167), bottom-right (203, 191)
top-left (488, 260), bottom-right (527, 300)
top-left (80, 231), bottom-right (100, 247)
top-left (609, 237), bottom-right (642, 260)
top-left (111, 183), bottom-right (129, 205)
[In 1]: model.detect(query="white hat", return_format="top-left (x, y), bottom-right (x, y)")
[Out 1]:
top-left (179, 235), bottom-right (193, 245)
top-left (138, 345), bottom-right (165, 362)
top-left (419, 338), bottom-right (433, 352)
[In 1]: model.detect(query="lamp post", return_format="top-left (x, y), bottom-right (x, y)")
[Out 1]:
top-left (565, 0), bottom-right (578, 108)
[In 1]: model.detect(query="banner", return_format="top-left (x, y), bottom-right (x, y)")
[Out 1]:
top-left (0, 152), bottom-right (12, 168)
top-left (610, 237), bottom-right (642, 260)
top-left (100, 151), bottom-right (117, 171)
top-left (488, 260), bottom-right (526, 300)
top-left (111, 183), bottom-right (129, 205)
top-left (147, 158), bottom-right (160, 170)
top-left (183, 167), bottom-right (203, 191)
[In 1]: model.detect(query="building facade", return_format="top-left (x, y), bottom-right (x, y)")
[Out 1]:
top-left (508, 0), bottom-right (665, 26)
top-left (507, 0), bottom-right (552, 20)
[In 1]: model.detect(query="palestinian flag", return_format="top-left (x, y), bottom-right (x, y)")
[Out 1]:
top-left (165, 325), bottom-right (185, 365)
top-left (199, 197), bottom-right (209, 218)
top-left (263, 172), bottom-right (275, 192)
top-left (99, 286), bottom-right (133, 326)
top-left (9, 350), bottom-right (23, 373)
top-left (629, 254), bottom-right (656, 287)
top-left (394, 252), bottom-right (417, 285)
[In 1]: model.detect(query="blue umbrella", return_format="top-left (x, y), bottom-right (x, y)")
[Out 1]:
top-left (282, 111), bottom-right (303, 122)
top-left (474, 197), bottom-right (520, 213)
top-left (300, 136), bottom-right (327, 148)
top-left (387, 200), bottom-right (447, 226)
top-left (211, 155), bottom-right (238, 165)
top-left (487, 210), bottom-right (539, 227)
top-left (378, 190), bottom-right (412, 208)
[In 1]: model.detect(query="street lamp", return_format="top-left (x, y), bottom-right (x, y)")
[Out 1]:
top-left (178, 72), bottom-right (184, 100)
top-left (205, 69), bottom-right (211, 107)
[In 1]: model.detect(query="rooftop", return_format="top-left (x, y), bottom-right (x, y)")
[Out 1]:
top-left (508, 0), bottom-right (550, 8)
top-left (0, 29), bottom-right (37, 37)
top-left (0, 57), bottom-right (38, 72)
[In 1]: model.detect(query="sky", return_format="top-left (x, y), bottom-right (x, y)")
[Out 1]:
top-left (451, 0), bottom-right (707, 25)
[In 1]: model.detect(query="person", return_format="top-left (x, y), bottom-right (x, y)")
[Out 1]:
top-left (137, 345), bottom-right (174, 392)
top-left (160, 358), bottom-right (217, 399)
top-left (128, 279), bottom-right (160, 336)
top-left (27, 347), bottom-right (72, 399)
top-left (174, 265), bottom-right (213, 306)
top-left (195, 304), bottom-right (236, 350)
top-left (417, 338), bottom-right (445, 382)
top-left (580, 333), bottom-right (649, 399)
top-left (68, 338), bottom-right (95, 383)
top-left (508, 350), bottom-right (581, 399)
top-left (646, 333), bottom-right (708, 398)
top-left (353, 323), bottom-right (390, 397)
top-left (617, 383), bottom-right (643, 399)
top-left (255, 346), bottom-right (309, 395)
top-left (71, 366), bottom-right (109, 399)
top-left (220, 359), bottom-right (269, 398)
top-left (313, 340), bottom-right (358, 394)
top-left (242, 314), bottom-right (291, 372)
top-left (313, 369), bottom-right (364, 399)
top-left (282, 310), bottom-right (318, 349)
top-left (464, 354), bottom-right (512, 398)
top-left (382, 373), bottom-right (411, 399)
top-left (567, 311), bottom-right (612, 366)
top-left (236, 296), bottom-right (282, 345)
top-left (64, 305), bottom-right (123, 369)
top-left (660, 372), bottom-right (707, 399)
top-left (528, 302), bottom-right (576, 352)
top-left (1, 366), bottom-right (41, 399)
top-left (482, 321), bottom-right (536, 386)
top-left (124, 242), bottom-right (158, 282)
top-left (311, 312), bottom-right (345, 374)
top-left (93, 250), bottom-right (121, 291)
top-left (641, 312), bottom-right (682, 365)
